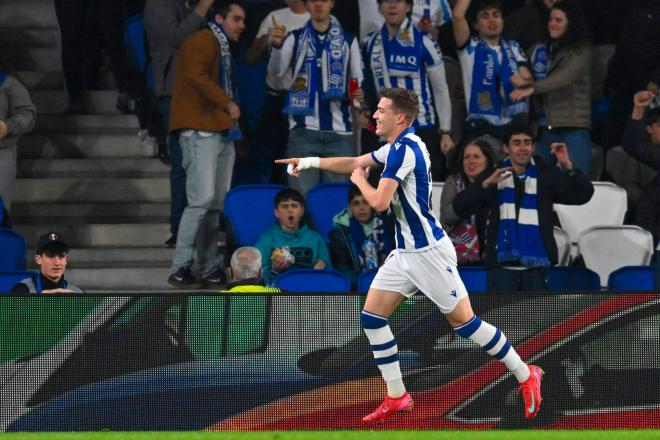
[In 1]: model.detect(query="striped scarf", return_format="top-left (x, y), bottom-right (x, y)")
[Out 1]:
top-left (285, 17), bottom-right (346, 116)
top-left (496, 158), bottom-right (550, 267)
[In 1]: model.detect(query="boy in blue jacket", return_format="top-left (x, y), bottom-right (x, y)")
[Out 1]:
top-left (256, 188), bottom-right (331, 284)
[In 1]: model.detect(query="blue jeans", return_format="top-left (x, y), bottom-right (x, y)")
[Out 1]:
top-left (171, 132), bottom-right (236, 276)
top-left (157, 96), bottom-right (187, 236)
top-left (535, 127), bottom-right (591, 175)
top-left (286, 128), bottom-right (355, 195)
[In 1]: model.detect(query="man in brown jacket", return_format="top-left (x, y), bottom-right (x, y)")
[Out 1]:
top-left (167, 0), bottom-right (246, 289)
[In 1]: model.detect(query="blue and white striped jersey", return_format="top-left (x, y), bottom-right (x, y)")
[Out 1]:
top-left (363, 20), bottom-right (452, 131)
top-left (371, 128), bottom-right (445, 251)
top-left (269, 22), bottom-right (364, 135)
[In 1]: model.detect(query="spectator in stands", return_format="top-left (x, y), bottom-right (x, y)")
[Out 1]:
top-left (269, 0), bottom-right (364, 195)
top-left (440, 139), bottom-right (497, 265)
top-left (256, 188), bottom-right (332, 285)
top-left (358, 0), bottom-right (453, 41)
top-left (453, 124), bottom-right (593, 291)
top-left (362, 0), bottom-right (454, 181)
top-left (502, 0), bottom-right (554, 51)
top-left (0, 63), bottom-right (36, 211)
top-left (452, 0), bottom-right (531, 149)
top-left (145, 0), bottom-right (213, 247)
top-left (246, 0), bottom-right (309, 185)
top-left (10, 232), bottom-right (83, 294)
top-left (603, 0), bottom-right (660, 150)
top-left (510, 0), bottom-right (593, 175)
top-left (328, 185), bottom-right (394, 288)
top-left (622, 90), bottom-right (660, 241)
top-left (606, 146), bottom-right (657, 223)
top-left (225, 246), bottom-right (282, 292)
top-left (167, 1), bottom-right (246, 289)
top-left (54, 0), bottom-right (131, 113)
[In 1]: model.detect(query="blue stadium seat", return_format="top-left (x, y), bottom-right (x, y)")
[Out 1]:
top-left (357, 268), bottom-right (378, 293)
top-left (0, 229), bottom-right (27, 271)
top-left (225, 184), bottom-right (286, 246)
top-left (0, 271), bottom-right (35, 294)
top-left (274, 269), bottom-right (351, 293)
top-left (306, 182), bottom-right (353, 243)
top-left (607, 266), bottom-right (654, 292)
top-left (458, 266), bottom-right (487, 293)
top-left (547, 266), bottom-right (600, 291)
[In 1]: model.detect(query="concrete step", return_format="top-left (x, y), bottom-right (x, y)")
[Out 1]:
top-left (32, 90), bottom-right (122, 115)
top-left (18, 158), bottom-right (169, 178)
top-left (19, 133), bottom-right (145, 158)
top-left (14, 177), bottom-right (170, 203)
top-left (5, 47), bottom-right (61, 71)
top-left (12, 202), bottom-right (171, 224)
top-left (35, 114), bottom-right (140, 133)
top-left (0, 27), bottom-right (59, 47)
top-left (0, 1), bottom-right (57, 29)
top-left (66, 268), bottom-right (177, 291)
top-left (16, 70), bottom-right (64, 90)
top-left (26, 247), bottom-right (175, 268)
top-left (16, 223), bottom-right (171, 248)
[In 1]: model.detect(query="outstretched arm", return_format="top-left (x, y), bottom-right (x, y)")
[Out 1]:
top-left (275, 153), bottom-right (378, 176)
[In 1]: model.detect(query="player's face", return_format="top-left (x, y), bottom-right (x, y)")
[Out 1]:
top-left (306, 0), bottom-right (334, 21)
top-left (474, 7), bottom-right (503, 40)
top-left (35, 252), bottom-right (68, 282)
top-left (275, 199), bottom-right (305, 232)
top-left (373, 97), bottom-right (402, 139)
top-left (379, 0), bottom-right (411, 27)
top-left (349, 195), bottom-right (374, 224)
top-left (217, 5), bottom-right (246, 42)
top-left (504, 133), bottom-right (535, 169)
top-left (548, 8), bottom-right (568, 40)
top-left (463, 144), bottom-right (490, 182)
top-left (647, 120), bottom-right (660, 145)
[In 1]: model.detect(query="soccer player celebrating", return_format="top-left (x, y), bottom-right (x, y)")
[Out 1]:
top-left (276, 87), bottom-right (543, 423)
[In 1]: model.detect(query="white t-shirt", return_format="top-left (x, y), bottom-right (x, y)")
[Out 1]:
top-left (256, 7), bottom-right (310, 91)
top-left (358, 0), bottom-right (453, 40)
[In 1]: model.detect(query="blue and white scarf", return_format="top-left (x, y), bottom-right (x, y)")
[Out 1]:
top-left (469, 38), bottom-right (526, 118)
top-left (369, 18), bottom-right (422, 90)
top-left (531, 43), bottom-right (550, 80)
top-left (285, 17), bottom-right (346, 116)
top-left (496, 158), bottom-right (550, 267)
top-left (209, 20), bottom-right (242, 140)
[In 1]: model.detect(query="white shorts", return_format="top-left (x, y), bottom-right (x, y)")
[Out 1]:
top-left (370, 235), bottom-right (468, 314)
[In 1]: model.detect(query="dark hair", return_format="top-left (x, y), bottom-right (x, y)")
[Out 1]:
top-left (348, 185), bottom-right (362, 203)
top-left (38, 242), bottom-right (69, 257)
top-left (647, 107), bottom-right (660, 127)
top-left (274, 188), bottom-right (304, 207)
top-left (377, 0), bottom-right (413, 4)
top-left (505, 123), bottom-right (534, 145)
top-left (468, 0), bottom-right (503, 26)
top-left (380, 87), bottom-right (419, 123)
top-left (549, 0), bottom-right (591, 51)
top-left (0, 205), bottom-right (11, 228)
top-left (211, 0), bottom-right (245, 18)
top-left (455, 139), bottom-right (498, 180)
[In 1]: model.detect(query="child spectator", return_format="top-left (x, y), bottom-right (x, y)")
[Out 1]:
top-left (328, 185), bottom-right (394, 288)
top-left (256, 188), bottom-right (332, 285)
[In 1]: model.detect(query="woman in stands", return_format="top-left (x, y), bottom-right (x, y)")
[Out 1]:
top-left (440, 139), bottom-right (497, 265)
top-left (509, 0), bottom-right (593, 176)
top-left (0, 52), bottom-right (36, 211)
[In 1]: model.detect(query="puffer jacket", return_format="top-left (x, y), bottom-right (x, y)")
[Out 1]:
top-left (529, 43), bottom-right (592, 130)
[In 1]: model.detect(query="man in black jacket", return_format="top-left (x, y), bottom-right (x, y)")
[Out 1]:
top-left (453, 124), bottom-right (593, 291)
top-left (623, 90), bottom-right (660, 241)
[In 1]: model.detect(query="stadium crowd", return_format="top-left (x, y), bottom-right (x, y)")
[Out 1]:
top-left (1, 0), bottom-right (659, 292)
